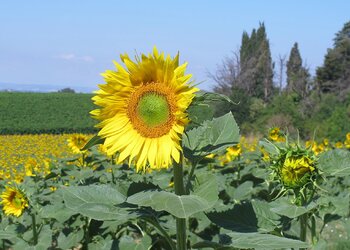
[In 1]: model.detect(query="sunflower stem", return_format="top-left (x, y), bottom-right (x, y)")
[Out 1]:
top-left (173, 154), bottom-right (187, 250)
top-left (142, 217), bottom-right (176, 250)
top-left (185, 161), bottom-right (197, 194)
top-left (300, 213), bottom-right (308, 243)
top-left (31, 213), bottom-right (38, 245)
top-left (299, 192), bottom-right (308, 245)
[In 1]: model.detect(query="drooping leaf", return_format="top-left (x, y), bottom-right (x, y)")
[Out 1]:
top-left (81, 135), bottom-right (104, 150)
top-left (183, 112), bottom-right (240, 161)
top-left (187, 91), bottom-right (235, 130)
top-left (318, 149), bottom-right (350, 177)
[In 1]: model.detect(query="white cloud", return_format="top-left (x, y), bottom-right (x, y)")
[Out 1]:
top-left (55, 53), bottom-right (94, 62)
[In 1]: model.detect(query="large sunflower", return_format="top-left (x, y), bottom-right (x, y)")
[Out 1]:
top-left (0, 186), bottom-right (28, 217)
top-left (91, 47), bottom-right (198, 171)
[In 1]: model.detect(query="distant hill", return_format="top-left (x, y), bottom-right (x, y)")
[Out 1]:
top-left (0, 92), bottom-right (98, 134)
top-left (0, 82), bottom-right (96, 93)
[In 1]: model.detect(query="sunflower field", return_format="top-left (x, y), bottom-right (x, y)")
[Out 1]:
top-left (1, 48), bottom-right (350, 250)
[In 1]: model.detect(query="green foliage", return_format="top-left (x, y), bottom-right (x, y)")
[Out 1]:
top-left (183, 112), bottom-right (240, 161)
top-left (128, 173), bottom-right (218, 218)
top-left (316, 20), bottom-right (350, 93)
top-left (318, 149), bottom-right (350, 177)
top-left (286, 42), bottom-right (310, 98)
top-left (0, 92), bottom-right (97, 134)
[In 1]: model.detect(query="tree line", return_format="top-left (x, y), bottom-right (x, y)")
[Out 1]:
top-left (210, 21), bottom-right (350, 140)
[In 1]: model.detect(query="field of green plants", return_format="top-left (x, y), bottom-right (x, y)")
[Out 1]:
top-left (0, 92), bottom-right (97, 134)
top-left (0, 90), bottom-right (349, 250)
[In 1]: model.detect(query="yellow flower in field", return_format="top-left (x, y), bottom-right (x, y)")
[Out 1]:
top-left (269, 127), bottom-right (280, 141)
top-left (0, 186), bottom-right (28, 217)
top-left (280, 156), bottom-right (315, 188)
top-left (269, 127), bottom-right (286, 142)
top-left (346, 132), bottom-right (350, 141)
top-left (344, 133), bottom-right (350, 149)
top-left (67, 134), bottom-right (89, 154)
top-left (335, 141), bottom-right (343, 148)
top-left (226, 144), bottom-right (242, 159)
top-left (91, 47), bottom-right (198, 171)
top-left (260, 147), bottom-right (270, 162)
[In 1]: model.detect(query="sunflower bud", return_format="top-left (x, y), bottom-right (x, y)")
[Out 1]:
top-left (280, 155), bottom-right (315, 188)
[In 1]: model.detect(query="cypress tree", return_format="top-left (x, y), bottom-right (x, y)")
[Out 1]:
top-left (237, 23), bottom-right (274, 101)
top-left (286, 43), bottom-right (309, 97)
top-left (316, 21), bottom-right (350, 93)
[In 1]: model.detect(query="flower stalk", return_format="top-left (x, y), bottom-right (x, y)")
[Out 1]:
top-left (173, 154), bottom-right (187, 250)
top-left (31, 213), bottom-right (38, 245)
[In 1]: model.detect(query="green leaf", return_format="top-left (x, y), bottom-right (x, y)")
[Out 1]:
top-left (207, 201), bottom-right (281, 233)
top-left (318, 149), bottom-right (350, 177)
top-left (187, 102), bottom-right (215, 130)
top-left (207, 202), bottom-right (258, 232)
top-left (187, 91), bottom-right (235, 129)
top-left (226, 232), bottom-right (309, 249)
top-left (57, 230), bottom-right (84, 250)
top-left (62, 184), bottom-right (126, 207)
top-left (88, 239), bottom-right (117, 250)
top-left (62, 184), bottom-right (131, 221)
top-left (230, 181), bottom-right (254, 201)
top-left (270, 197), bottom-right (317, 218)
top-left (183, 112), bottom-right (240, 161)
top-left (119, 235), bottom-right (152, 250)
top-left (81, 134), bottom-right (104, 150)
top-left (127, 173), bottom-right (218, 218)
top-left (258, 140), bottom-right (279, 157)
top-left (192, 241), bottom-right (225, 249)
top-left (0, 231), bottom-right (18, 241)
top-left (251, 200), bottom-right (281, 233)
top-left (40, 203), bottom-right (76, 222)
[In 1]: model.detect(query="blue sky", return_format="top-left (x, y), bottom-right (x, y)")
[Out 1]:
top-left (1, 1), bottom-right (349, 92)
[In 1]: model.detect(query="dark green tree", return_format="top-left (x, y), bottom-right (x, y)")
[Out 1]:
top-left (286, 43), bottom-right (310, 98)
top-left (238, 23), bottom-right (274, 101)
top-left (316, 21), bottom-right (350, 93)
top-left (334, 21), bottom-right (350, 47)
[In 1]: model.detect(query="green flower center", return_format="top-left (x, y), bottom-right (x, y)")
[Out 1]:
top-left (137, 93), bottom-right (170, 127)
top-left (12, 196), bottom-right (23, 208)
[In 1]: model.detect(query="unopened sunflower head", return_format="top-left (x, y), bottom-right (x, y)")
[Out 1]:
top-left (91, 47), bottom-right (198, 171)
top-left (271, 145), bottom-right (318, 190)
top-left (0, 186), bottom-right (29, 217)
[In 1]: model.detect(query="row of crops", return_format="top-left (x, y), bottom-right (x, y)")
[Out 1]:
top-left (0, 92), bottom-right (97, 134)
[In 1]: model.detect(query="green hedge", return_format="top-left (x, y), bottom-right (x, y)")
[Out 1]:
top-left (0, 92), bottom-right (98, 134)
